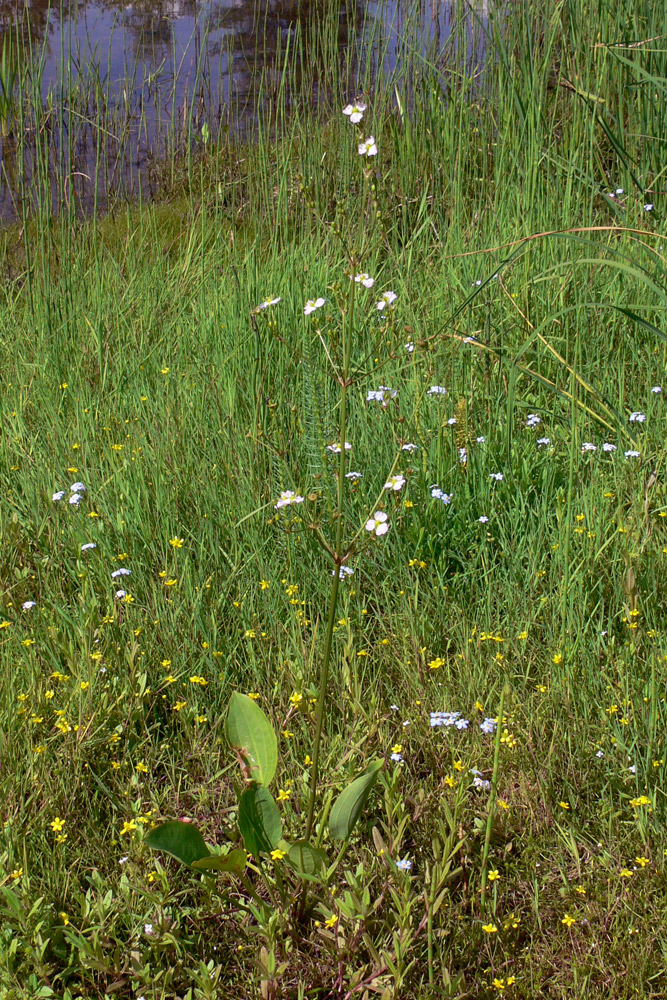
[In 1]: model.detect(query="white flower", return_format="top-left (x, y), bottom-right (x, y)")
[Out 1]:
top-left (405, 342), bottom-right (414, 352)
top-left (367, 386), bottom-right (397, 406)
top-left (430, 486), bottom-right (452, 505)
top-left (365, 511), bottom-right (389, 536)
top-left (537, 437), bottom-right (551, 447)
top-left (119, 856), bottom-right (129, 865)
top-left (624, 450), bottom-right (640, 458)
top-left (345, 470), bottom-right (362, 480)
top-left (476, 436), bottom-right (486, 443)
top-left (401, 443), bottom-right (418, 452)
top-left (390, 752), bottom-right (403, 763)
top-left (644, 203), bottom-right (653, 212)
top-left (459, 448), bottom-right (467, 464)
top-left (144, 923), bottom-right (153, 935)
top-left (426, 385), bottom-right (447, 396)
top-left (478, 515), bottom-right (489, 523)
top-left (629, 411), bottom-right (646, 423)
top-left (473, 776), bottom-right (491, 791)
top-left (70, 482), bottom-right (86, 492)
top-left (304, 297), bottom-right (325, 315)
top-left (456, 718), bottom-right (470, 730)
top-left (596, 750), bottom-right (604, 758)
top-left (581, 442), bottom-right (597, 453)
top-left (480, 718), bottom-right (497, 734)
top-left (384, 474), bottom-right (406, 491)
top-left (526, 414), bottom-right (541, 427)
top-left (343, 101), bottom-right (366, 124)
top-left (616, 188), bottom-right (624, 195)
top-left (111, 568), bottom-right (131, 578)
top-left (376, 290), bottom-right (397, 311)
top-left (69, 493), bottom-right (82, 505)
top-left (489, 472), bottom-right (504, 481)
top-left (395, 857), bottom-right (412, 871)
top-left (358, 135), bottom-right (377, 157)
top-left (115, 590), bottom-right (127, 599)
top-left (447, 417), bottom-right (457, 426)
top-left (334, 565), bottom-right (354, 580)
top-left (391, 704), bottom-right (400, 711)
top-left (257, 297), bottom-right (281, 310)
top-left (430, 711), bottom-right (465, 728)
top-left (602, 442), bottom-right (617, 452)
top-left (22, 601), bottom-right (36, 610)
top-left (52, 491), bottom-right (65, 501)
top-left (628, 764), bottom-right (636, 774)
top-left (651, 385), bottom-right (662, 393)
top-left (353, 272), bottom-right (374, 287)
top-left (81, 542), bottom-right (96, 551)
top-left (327, 442), bottom-right (352, 453)
top-left (275, 490), bottom-right (305, 509)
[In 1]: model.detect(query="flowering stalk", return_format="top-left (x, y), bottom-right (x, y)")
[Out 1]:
top-left (304, 277), bottom-right (356, 843)
top-left (480, 684), bottom-right (507, 913)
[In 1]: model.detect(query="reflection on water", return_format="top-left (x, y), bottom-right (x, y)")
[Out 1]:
top-left (0, 0), bottom-right (489, 220)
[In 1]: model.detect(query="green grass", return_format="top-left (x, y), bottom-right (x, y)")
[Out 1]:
top-left (1, 0), bottom-right (667, 996)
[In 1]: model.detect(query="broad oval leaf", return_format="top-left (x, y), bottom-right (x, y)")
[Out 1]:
top-left (238, 786), bottom-right (282, 856)
top-left (225, 692), bottom-right (277, 786)
top-left (287, 840), bottom-right (329, 876)
top-left (192, 848), bottom-right (248, 873)
top-left (329, 760), bottom-right (383, 842)
top-left (145, 821), bottom-right (210, 867)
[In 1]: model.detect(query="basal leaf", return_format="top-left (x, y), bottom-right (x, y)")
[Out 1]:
top-left (145, 821), bottom-right (210, 867)
top-left (238, 786), bottom-right (282, 856)
top-left (191, 848), bottom-right (248, 873)
top-left (329, 760), bottom-right (383, 842)
top-left (225, 692), bottom-right (278, 786)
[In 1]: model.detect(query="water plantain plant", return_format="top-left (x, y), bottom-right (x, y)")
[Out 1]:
top-left (146, 692), bottom-right (383, 892)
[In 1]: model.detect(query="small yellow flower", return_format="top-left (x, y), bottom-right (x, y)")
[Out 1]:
top-left (304, 755), bottom-right (312, 765)
top-left (60, 912), bottom-right (70, 925)
top-left (135, 762), bottom-right (148, 773)
top-left (50, 817), bottom-right (65, 832)
top-left (324, 914), bottom-right (338, 929)
top-left (561, 913), bottom-right (575, 928)
top-left (169, 537), bottom-right (184, 548)
top-left (559, 801), bottom-right (570, 810)
top-left (482, 923), bottom-right (498, 934)
top-left (11, 867), bottom-right (23, 880)
top-left (120, 820), bottom-right (137, 835)
top-left (247, 692), bottom-right (260, 700)
top-left (259, 579), bottom-right (270, 590)
top-left (620, 868), bottom-right (633, 878)
top-left (391, 744), bottom-right (403, 755)
top-left (487, 869), bottom-right (501, 881)
top-left (80, 681), bottom-right (90, 691)
top-left (277, 789), bottom-right (290, 802)
top-left (575, 885), bottom-right (586, 895)
top-left (552, 653), bottom-right (563, 665)
top-left (517, 631), bottom-right (528, 640)
top-left (173, 701), bottom-right (187, 712)
top-left (428, 657), bottom-right (445, 670)
top-left (635, 856), bottom-right (650, 868)
top-left (270, 849), bottom-right (287, 861)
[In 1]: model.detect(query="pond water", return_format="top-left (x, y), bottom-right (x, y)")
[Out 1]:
top-left (0, 0), bottom-right (489, 221)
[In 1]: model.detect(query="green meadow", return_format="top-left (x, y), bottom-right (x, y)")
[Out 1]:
top-left (1, 0), bottom-right (667, 996)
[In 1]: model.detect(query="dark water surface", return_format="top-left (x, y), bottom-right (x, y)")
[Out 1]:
top-left (0, 0), bottom-right (488, 221)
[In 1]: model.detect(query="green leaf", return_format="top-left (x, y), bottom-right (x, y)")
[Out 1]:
top-left (329, 760), bottom-right (383, 842)
top-left (145, 821), bottom-right (210, 867)
top-left (192, 848), bottom-right (247, 873)
top-left (238, 786), bottom-right (282, 856)
top-left (225, 692), bottom-right (278, 786)
top-left (287, 840), bottom-right (328, 876)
